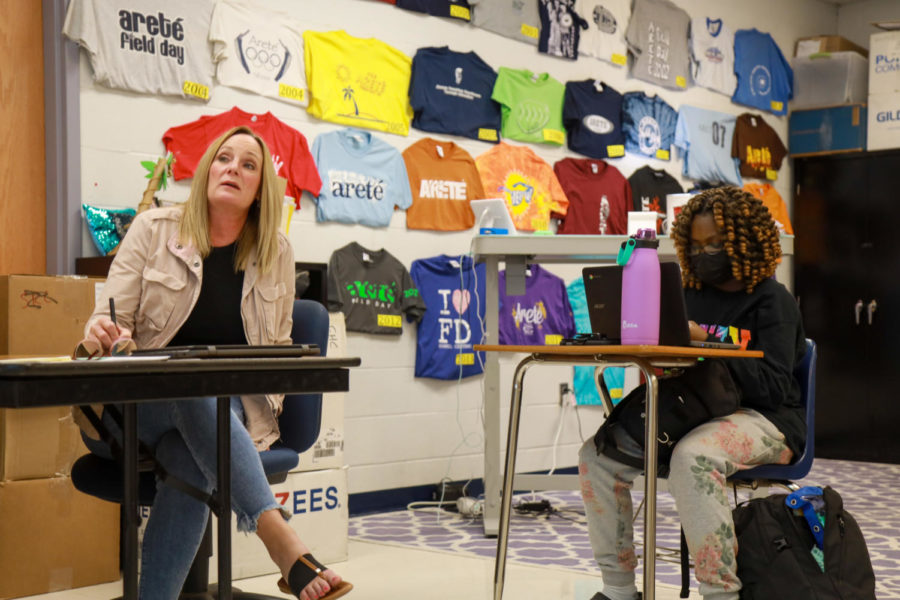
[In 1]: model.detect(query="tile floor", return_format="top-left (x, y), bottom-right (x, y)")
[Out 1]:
top-left (20, 538), bottom-right (689, 600)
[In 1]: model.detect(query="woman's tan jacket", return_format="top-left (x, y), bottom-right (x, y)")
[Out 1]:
top-left (75, 206), bottom-right (295, 450)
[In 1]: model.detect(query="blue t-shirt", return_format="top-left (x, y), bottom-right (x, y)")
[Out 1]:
top-left (409, 47), bottom-right (501, 143)
top-left (732, 29), bottom-right (793, 116)
top-left (622, 92), bottom-right (677, 160)
top-left (566, 277), bottom-right (624, 406)
top-left (311, 128), bottom-right (413, 227)
top-left (563, 80), bottom-right (625, 159)
top-left (410, 254), bottom-right (486, 380)
top-left (674, 105), bottom-right (742, 186)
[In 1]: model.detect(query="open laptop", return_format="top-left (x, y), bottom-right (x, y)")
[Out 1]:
top-left (573, 263), bottom-right (741, 349)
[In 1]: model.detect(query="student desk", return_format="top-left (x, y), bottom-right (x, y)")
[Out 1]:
top-left (474, 344), bottom-right (762, 600)
top-left (472, 233), bottom-right (791, 537)
top-left (0, 355), bottom-right (360, 600)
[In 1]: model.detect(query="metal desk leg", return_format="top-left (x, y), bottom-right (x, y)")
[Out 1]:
top-left (632, 358), bottom-right (659, 600)
top-left (217, 396), bottom-right (232, 600)
top-left (483, 255), bottom-right (501, 536)
top-left (122, 403), bottom-right (138, 600)
top-left (493, 354), bottom-right (538, 600)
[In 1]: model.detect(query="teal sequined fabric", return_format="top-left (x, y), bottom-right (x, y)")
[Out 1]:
top-left (83, 204), bottom-right (136, 255)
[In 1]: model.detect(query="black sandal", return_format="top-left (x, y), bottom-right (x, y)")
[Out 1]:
top-left (276, 553), bottom-right (353, 600)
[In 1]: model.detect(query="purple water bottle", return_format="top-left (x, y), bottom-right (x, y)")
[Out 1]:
top-left (617, 228), bottom-right (660, 345)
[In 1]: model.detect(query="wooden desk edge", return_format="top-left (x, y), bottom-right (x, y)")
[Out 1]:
top-left (474, 344), bottom-right (763, 359)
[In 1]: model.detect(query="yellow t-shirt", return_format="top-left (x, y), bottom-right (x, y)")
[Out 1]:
top-left (304, 30), bottom-right (413, 136)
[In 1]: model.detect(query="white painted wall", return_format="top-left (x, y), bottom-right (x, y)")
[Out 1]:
top-left (74, 0), bottom-right (836, 495)
top-left (837, 0), bottom-right (900, 49)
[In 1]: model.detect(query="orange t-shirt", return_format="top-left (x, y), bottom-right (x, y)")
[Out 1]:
top-left (742, 183), bottom-right (793, 235)
top-left (475, 142), bottom-right (568, 232)
top-left (402, 138), bottom-right (485, 231)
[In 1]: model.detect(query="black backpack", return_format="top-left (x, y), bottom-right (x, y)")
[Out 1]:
top-left (732, 486), bottom-right (876, 599)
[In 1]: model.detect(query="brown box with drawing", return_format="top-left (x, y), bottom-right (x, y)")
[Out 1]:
top-left (0, 275), bottom-right (99, 481)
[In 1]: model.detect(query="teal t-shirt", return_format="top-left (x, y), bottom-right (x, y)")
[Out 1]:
top-left (491, 67), bottom-right (566, 146)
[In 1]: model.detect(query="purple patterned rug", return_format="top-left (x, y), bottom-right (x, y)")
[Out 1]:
top-left (349, 458), bottom-right (900, 597)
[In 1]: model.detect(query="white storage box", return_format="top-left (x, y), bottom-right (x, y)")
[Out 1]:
top-left (867, 92), bottom-right (900, 151)
top-left (791, 52), bottom-right (868, 109)
top-left (870, 31), bottom-right (900, 95)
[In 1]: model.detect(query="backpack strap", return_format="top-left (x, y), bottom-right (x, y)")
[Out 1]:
top-left (785, 486), bottom-right (825, 550)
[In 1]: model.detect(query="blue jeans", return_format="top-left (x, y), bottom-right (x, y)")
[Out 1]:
top-left (83, 397), bottom-right (283, 600)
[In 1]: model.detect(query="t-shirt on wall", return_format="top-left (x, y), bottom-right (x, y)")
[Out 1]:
top-left (492, 68), bottom-right (566, 146)
top-left (622, 92), bottom-right (678, 160)
top-left (554, 158), bottom-right (631, 235)
top-left (208, 0), bottom-right (308, 106)
top-left (311, 128), bottom-right (413, 227)
top-left (63, 0), bottom-right (214, 101)
top-left (690, 17), bottom-right (737, 96)
top-left (402, 138), bottom-right (485, 231)
top-left (162, 107), bottom-right (321, 206)
top-left (731, 113), bottom-right (787, 180)
top-left (468, 0), bottom-right (541, 45)
top-left (625, 0), bottom-right (691, 91)
top-left (304, 30), bottom-right (413, 136)
top-left (498, 265), bottom-right (576, 346)
top-left (575, 0), bottom-right (630, 67)
top-left (563, 80), bottom-right (626, 160)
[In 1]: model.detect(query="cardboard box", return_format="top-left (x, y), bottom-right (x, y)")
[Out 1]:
top-left (0, 476), bottom-right (119, 599)
top-left (789, 104), bottom-right (867, 156)
top-left (867, 92), bottom-right (900, 151)
top-left (294, 393), bottom-right (344, 472)
top-left (791, 52), bottom-right (868, 109)
top-left (138, 466), bottom-right (349, 583)
top-left (0, 407), bottom-right (86, 481)
top-left (869, 31), bottom-right (900, 94)
top-left (795, 35), bottom-right (868, 58)
top-left (0, 275), bottom-right (101, 356)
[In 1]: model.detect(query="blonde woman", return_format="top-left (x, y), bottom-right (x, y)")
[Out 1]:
top-left (79, 127), bottom-right (351, 600)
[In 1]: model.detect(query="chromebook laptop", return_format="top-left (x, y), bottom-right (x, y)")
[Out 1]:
top-left (576, 263), bottom-right (740, 349)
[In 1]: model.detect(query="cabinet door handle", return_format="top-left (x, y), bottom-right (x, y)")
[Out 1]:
top-left (855, 300), bottom-right (864, 325)
top-left (868, 299), bottom-right (878, 325)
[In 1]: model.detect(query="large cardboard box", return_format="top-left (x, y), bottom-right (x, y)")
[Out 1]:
top-left (869, 31), bottom-right (900, 95)
top-left (867, 92), bottom-right (900, 151)
top-left (0, 476), bottom-right (120, 599)
top-left (789, 104), bottom-right (867, 156)
top-left (0, 407), bottom-right (86, 481)
top-left (0, 275), bottom-right (100, 356)
top-left (138, 466), bottom-right (349, 583)
top-left (795, 35), bottom-right (868, 58)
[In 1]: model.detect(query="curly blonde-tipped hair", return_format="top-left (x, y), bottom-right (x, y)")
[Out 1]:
top-left (178, 126), bottom-right (283, 274)
top-left (671, 186), bottom-right (781, 293)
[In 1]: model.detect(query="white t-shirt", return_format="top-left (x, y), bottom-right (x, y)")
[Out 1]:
top-left (63, 0), bottom-right (214, 101)
top-left (576, 0), bottom-right (630, 67)
top-left (690, 17), bottom-right (737, 96)
top-left (208, 0), bottom-right (308, 106)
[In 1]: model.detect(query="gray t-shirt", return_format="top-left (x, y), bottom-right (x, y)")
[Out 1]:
top-left (470, 0), bottom-right (540, 46)
top-left (625, 0), bottom-right (691, 91)
top-left (63, 0), bottom-right (214, 101)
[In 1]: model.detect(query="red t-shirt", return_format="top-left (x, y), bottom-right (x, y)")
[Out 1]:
top-left (162, 107), bottom-right (322, 207)
top-left (553, 158), bottom-right (631, 235)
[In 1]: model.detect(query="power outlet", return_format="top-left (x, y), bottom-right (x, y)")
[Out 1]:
top-left (559, 382), bottom-right (571, 406)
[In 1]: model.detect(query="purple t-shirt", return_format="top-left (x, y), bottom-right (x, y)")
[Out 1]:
top-left (498, 264), bottom-right (576, 345)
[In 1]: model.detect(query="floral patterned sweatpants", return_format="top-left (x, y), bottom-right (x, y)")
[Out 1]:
top-left (578, 408), bottom-right (793, 600)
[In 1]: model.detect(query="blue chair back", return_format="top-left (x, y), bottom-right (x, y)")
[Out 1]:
top-left (276, 299), bottom-right (330, 454)
top-left (731, 338), bottom-right (817, 482)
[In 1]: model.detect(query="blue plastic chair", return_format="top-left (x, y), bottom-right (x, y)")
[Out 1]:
top-left (71, 299), bottom-right (329, 598)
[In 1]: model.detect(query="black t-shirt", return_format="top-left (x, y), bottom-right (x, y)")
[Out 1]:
top-left (169, 243), bottom-right (247, 346)
top-left (685, 278), bottom-right (806, 457)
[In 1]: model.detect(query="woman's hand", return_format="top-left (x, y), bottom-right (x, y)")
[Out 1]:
top-left (688, 320), bottom-right (708, 342)
top-left (86, 316), bottom-right (132, 354)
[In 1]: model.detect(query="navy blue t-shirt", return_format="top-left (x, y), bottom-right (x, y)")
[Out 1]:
top-left (397, 0), bottom-right (472, 20)
top-left (563, 80), bottom-right (625, 159)
top-left (409, 46), bottom-right (502, 143)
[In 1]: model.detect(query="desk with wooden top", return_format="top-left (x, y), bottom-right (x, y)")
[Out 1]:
top-left (474, 344), bottom-right (762, 600)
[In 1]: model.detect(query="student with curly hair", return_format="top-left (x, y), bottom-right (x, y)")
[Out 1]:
top-left (579, 186), bottom-right (806, 600)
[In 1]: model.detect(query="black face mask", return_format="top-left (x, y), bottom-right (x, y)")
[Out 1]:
top-left (690, 252), bottom-right (733, 285)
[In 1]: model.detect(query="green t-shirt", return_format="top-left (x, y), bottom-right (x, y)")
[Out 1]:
top-left (491, 68), bottom-right (566, 146)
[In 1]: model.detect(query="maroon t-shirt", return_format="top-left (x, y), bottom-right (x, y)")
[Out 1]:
top-left (553, 158), bottom-right (631, 235)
